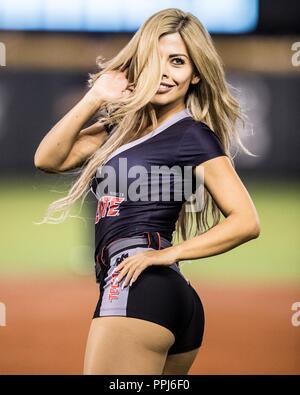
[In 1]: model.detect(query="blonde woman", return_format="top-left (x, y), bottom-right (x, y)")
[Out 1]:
top-left (34, 8), bottom-right (260, 375)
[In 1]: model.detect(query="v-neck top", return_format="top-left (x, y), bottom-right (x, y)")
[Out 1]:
top-left (90, 108), bottom-right (227, 262)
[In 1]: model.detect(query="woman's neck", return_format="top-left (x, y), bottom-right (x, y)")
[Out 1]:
top-left (141, 104), bottom-right (187, 136)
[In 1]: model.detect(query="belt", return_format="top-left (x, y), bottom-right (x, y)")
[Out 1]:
top-left (97, 232), bottom-right (169, 267)
top-left (95, 231), bottom-right (189, 285)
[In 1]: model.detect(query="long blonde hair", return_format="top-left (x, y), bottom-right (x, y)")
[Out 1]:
top-left (35, 8), bottom-right (253, 243)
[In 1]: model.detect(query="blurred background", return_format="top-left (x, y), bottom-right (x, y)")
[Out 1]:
top-left (0, 0), bottom-right (299, 374)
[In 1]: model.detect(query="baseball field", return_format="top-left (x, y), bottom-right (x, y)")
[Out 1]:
top-left (0, 177), bottom-right (299, 374)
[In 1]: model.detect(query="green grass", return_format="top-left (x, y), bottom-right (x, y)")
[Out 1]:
top-left (0, 177), bottom-right (95, 278)
top-left (0, 177), bottom-right (299, 285)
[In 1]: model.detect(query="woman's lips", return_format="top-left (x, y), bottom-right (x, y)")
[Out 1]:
top-left (156, 84), bottom-right (174, 94)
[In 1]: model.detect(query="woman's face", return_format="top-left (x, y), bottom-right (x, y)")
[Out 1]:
top-left (150, 32), bottom-right (199, 110)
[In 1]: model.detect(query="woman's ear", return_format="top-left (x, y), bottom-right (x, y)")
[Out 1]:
top-left (191, 75), bottom-right (200, 85)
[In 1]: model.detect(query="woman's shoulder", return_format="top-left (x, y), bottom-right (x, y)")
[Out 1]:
top-left (181, 118), bottom-right (222, 144)
top-left (183, 117), bottom-right (215, 133)
top-left (177, 118), bottom-right (226, 166)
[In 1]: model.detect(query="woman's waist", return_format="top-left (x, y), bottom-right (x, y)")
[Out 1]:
top-left (96, 232), bottom-right (189, 285)
top-left (103, 231), bottom-right (172, 260)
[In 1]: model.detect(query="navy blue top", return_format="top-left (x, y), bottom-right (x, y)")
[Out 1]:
top-left (90, 108), bottom-right (227, 261)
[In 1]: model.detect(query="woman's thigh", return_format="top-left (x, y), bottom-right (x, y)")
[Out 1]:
top-left (83, 316), bottom-right (175, 375)
top-left (162, 348), bottom-right (200, 375)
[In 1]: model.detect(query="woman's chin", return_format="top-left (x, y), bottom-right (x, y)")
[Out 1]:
top-left (151, 94), bottom-right (174, 104)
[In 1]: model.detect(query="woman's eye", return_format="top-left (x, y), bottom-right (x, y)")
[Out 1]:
top-left (171, 58), bottom-right (185, 65)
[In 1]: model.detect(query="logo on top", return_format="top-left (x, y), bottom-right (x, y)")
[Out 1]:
top-left (95, 195), bottom-right (125, 224)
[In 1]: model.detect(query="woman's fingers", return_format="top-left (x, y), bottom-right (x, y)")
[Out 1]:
top-left (122, 89), bottom-right (131, 97)
top-left (116, 263), bottom-right (133, 283)
top-left (114, 255), bottom-right (148, 288)
top-left (121, 267), bottom-right (136, 288)
top-left (121, 265), bottom-right (145, 288)
top-left (129, 267), bottom-right (144, 287)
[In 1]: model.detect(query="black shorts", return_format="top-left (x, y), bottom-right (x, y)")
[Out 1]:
top-left (93, 234), bottom-right (205, 355)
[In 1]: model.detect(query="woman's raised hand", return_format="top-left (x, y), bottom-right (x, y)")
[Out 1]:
top-left (88, 68), bottom-right (134, 103)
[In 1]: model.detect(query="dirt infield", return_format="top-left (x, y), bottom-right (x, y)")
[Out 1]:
top-left (0, 276), bottom-right (299, 374)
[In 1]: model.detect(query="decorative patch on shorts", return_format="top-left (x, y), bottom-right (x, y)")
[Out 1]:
top-left (108, 252), bottom-right (128, 302)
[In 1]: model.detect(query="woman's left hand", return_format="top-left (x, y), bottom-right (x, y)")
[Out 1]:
top-left (113, 246), bottom-right (180, 288)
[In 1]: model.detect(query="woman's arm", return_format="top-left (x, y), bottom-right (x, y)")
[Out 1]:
top-left (53, 120), bottom-right (111, 172)
top-left (34, 92), bottom-right (105, 172)
top-left (172, 156), bottom-right (261, 261)
top-left (34, 68), bottom-right (132, 172)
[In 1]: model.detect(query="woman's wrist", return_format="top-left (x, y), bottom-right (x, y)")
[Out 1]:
top-left (172, 244), bottom-right (183, 262)
top-left (159, 244), bottom-right (182, 264)
top-left (83, 90), bottom-right (105, 110)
